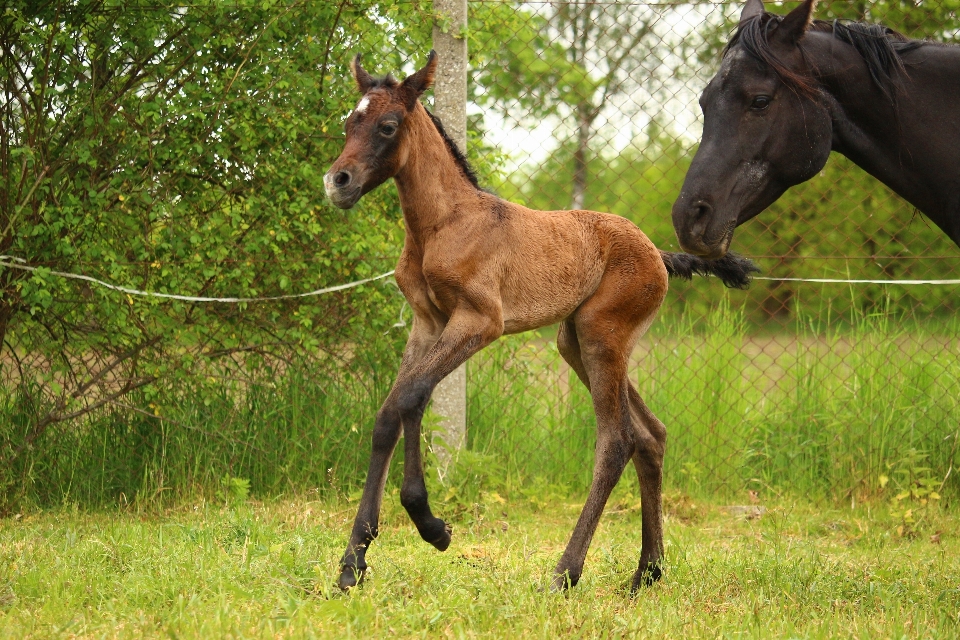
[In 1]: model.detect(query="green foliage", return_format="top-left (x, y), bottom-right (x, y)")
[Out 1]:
top-left (0, 1), bottom-right (437, 506)
top-left (470, 3), bottom-right (598, 123)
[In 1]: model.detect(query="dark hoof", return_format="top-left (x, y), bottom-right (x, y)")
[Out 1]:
top-left (550, 571), bottom-right (580, 592)
top-left (423, 519), bottom-right (452, 551)
top-left (338, 565), bottom-right (365, 591)
top-left (630, 562), bottom-right (662, 592)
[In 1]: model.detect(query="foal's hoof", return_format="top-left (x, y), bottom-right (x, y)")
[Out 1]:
top-left (630, 562), bottom-right (663, 592)
top-left (338, 565), bottom-right (365, 591)
top-left (425, 519), bottom-right (453, 551)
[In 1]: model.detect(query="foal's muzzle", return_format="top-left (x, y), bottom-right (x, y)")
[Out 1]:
top-left (324, 168), bottom-right (363, 209)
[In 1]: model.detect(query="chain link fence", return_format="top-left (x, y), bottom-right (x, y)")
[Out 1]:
top-left (462, 0), bottom-right (960, 500)
top-left (2, 1), bottom-right (957, 508)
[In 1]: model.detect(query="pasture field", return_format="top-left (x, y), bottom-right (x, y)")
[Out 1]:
top-left (1, 491), bottom-right (958, 639)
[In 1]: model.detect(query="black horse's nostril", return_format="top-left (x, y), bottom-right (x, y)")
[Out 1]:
top-left (692, 200), bottom-right (713, 219)
top-left (334, 171), bottom-right (351, 188)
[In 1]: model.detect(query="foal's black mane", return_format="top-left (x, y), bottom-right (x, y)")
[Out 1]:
top-left (424, 108), bottom-right (482, 190)
top-left (726, 13), bottom-right (926, 99)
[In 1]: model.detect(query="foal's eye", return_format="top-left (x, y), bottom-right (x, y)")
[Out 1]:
top-left (380, 122), bottom-right (398, 136)
top-left (750, 95), bottom-right (772, 111)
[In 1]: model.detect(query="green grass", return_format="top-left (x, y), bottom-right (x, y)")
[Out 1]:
top-left (2, 492), bottom-right (958, 638)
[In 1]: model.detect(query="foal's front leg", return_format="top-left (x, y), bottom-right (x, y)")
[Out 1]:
top-left (337, 321), bottom-right (439, 590)
top-left (338, 307), bottom-right (502, 590)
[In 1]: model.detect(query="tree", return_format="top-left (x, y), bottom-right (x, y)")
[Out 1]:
top-left (0, 0), bottom-right (435, 500)
top-left (471, 1), bottom-right (668, 209)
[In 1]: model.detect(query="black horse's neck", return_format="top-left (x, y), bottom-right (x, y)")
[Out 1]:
top-left (803, 30), bottom-right (960, 247)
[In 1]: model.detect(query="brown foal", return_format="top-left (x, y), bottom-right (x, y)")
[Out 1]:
top-left (324, 51), bottom-right (757, 593)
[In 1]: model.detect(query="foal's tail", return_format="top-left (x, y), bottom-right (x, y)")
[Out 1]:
top-left (659, 251), bottom-right (760, 289)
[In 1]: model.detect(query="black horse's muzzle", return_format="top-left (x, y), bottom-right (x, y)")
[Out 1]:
top-left (672, 196), bottom-right (734, 259)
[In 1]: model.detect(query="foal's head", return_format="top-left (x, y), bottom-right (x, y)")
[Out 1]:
top-left (324, 52), bottom-right (438, 209)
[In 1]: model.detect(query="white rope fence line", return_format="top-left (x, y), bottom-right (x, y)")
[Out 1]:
top-left (1, 256), bottom-right (958, 303)
top-left (755, 276), bottom-right (960, 285)
top-left (0, 256), bottom-right (395, 303)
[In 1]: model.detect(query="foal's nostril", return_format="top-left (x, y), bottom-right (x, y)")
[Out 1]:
top-left (334, 171), bottom-right (351, 188)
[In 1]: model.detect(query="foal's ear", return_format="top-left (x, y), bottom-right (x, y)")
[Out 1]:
top-left (398, 50), bottom-right (438, 109)
top-left (771, 0), bottom-right (817, 47)
top-left (739, 0), bottom-right (764, 25)
top-left (351, 54), bottom-right (376, 94)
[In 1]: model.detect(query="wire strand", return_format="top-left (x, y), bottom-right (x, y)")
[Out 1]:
top-left (0, 257), bottom-right (395, 303)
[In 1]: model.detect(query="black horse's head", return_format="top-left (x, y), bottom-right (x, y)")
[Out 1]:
top-left (672, 0), bottom-right (832, 258)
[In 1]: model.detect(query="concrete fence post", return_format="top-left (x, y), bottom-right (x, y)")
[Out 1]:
top-left (430, 0), bottom-right (468, 472)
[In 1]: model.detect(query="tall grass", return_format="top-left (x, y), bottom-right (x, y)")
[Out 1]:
top-left (1, 353), bottom-right (394, 510)
top-left (740, 291), bottom-right (960, 501)
top-left (2, 293), bottom-right (958, 511)
top-left (466, 293), bottom-right (960, 502)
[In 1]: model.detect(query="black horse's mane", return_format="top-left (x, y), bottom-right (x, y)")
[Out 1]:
top-left (726, 13), bottom-right (927, 98)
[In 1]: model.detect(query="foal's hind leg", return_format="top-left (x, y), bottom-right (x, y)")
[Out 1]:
top-left (552, 335), bottom-right (633, 590)
top-left (552, 310), bottom-right (658, 589)
top-left (556, 333), bottom-right (667, 592)
top-left (627, 386), bottom-right (666, 591)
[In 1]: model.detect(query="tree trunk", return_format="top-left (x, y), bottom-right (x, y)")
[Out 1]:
top-left (571, 102), bottom-right (591, 211)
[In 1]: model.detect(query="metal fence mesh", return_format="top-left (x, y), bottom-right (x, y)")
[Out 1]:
top-left (2, 1), bottom-right (957, 507)
top-left (461, 0), bottom-right (960, 499)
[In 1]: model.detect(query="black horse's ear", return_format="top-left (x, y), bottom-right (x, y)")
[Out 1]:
top-left (771, 0), bottom-right (817, 47)
top-left (351, 54), bottom-right (375, 94)
top-left (739, 0), bottom-right (764, 25)
top-left (398, 50), bottom-right (438, 109)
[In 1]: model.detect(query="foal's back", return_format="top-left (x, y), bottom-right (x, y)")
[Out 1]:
top-left (446, 192), bottom-right (668, 335)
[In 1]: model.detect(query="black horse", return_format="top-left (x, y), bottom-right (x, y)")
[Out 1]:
top-left (673, 0), bottom-right (960, 259)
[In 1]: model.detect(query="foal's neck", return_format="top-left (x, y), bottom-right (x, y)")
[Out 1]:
top-left (393, 104), bottom-right (481, 242)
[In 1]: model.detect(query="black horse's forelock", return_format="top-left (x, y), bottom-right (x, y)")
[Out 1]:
top-left (725, 13), bottom-right (819, 96)
top-left (726, 13), bottom-right (925, 99)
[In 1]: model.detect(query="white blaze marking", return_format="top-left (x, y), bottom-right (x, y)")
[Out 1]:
top-left (355, 97), bottom-right (370, 114)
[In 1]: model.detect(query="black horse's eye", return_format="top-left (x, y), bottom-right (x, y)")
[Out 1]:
top-left (750, 95), bottom-right (772, 111)
top-left (380, 122), bottom-right (398, 136)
